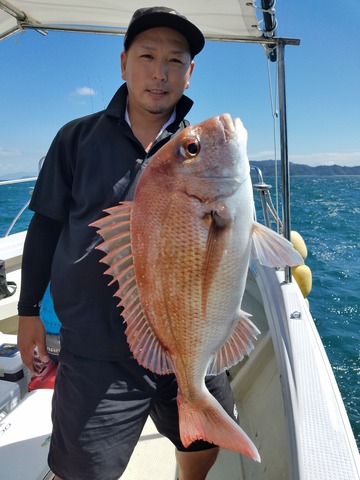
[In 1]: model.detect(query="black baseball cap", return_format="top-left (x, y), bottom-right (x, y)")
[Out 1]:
top-left (124, 6), bottom-right (205, 58)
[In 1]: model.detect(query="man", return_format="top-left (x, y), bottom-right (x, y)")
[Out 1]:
top-left (17, 7), bottom-right (238, 480)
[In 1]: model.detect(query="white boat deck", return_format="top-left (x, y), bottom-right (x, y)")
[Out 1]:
top-left (0, 231), bottom-right (24, 333)
top-left (121, 417), bottom-right (177, 479)
top-left (122, 417), bottom-right (244, 480)
top-left (0, 265), bottom-right (21, 333)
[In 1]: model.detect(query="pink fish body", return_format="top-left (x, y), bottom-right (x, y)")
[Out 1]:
top-left (91, 114), bottom-right (303, 462)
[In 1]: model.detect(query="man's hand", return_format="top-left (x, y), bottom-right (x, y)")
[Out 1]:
top-left (17, 316), bottom-right (50, 375)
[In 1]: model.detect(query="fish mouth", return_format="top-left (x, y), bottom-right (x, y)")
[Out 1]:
top-left (199, 114), bottom-right (248, 183)
top-left (218, 114), bottom-right (246, 143)
top-left (219, 114), bottom-right (236, 140)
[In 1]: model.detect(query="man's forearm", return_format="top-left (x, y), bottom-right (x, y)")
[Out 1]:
top-left (18, 212), bottom-right (63, 316)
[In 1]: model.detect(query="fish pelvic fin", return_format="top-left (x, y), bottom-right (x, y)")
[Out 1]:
top-left (90, 202), bottom-right (175, 375)
top-left (251, 222), bottom-right (304, 267)
top-left (207, 312), bottom-right (260, 375)
top-left (178, 390), bottom-right (260, 462)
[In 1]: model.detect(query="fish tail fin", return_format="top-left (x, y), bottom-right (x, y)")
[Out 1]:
top-left (178, 391), bottom-right (260, 462)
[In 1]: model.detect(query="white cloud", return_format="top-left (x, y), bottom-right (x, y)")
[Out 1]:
top-left (73, 86), bottom-right (96, 96)
top-left (0, 146), bottom-right (44, 177)
top-left (0, 147), bottom-right (22, 158)
top-left (249, 150), bottom-right (275, 161)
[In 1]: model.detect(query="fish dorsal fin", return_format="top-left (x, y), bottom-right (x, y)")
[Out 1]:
top-left (207, 312), bottom-right (260, 375)
top-left (90, 202), bottom-right (175, 375)
top-left (251, 222), bottom-right (304, 267)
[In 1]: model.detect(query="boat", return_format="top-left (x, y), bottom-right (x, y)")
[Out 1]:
top-left (0, 1), bottom-right (359, 479)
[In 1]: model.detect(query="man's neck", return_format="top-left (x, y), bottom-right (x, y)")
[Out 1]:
top-left (126, 106), bottom-right (176, 152)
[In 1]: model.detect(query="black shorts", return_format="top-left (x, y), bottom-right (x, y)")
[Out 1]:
top-left (48, 349), bottom-right (238, 480)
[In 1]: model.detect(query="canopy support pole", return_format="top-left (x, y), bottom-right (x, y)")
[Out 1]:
top-left (277, 40), bottom-right (292, 283)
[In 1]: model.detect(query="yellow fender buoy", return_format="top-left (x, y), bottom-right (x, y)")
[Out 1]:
top-left (290, 230), bottom-right (308, 260)
top-left (292, 264), bottom-right (312, 298)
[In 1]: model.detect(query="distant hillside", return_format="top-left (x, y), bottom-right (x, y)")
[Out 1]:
top-left (2, 162), bottom-right (360, 183)
top-left (0, 172), bottom-right (37, 181)
top-left (250, 160), bottom-right (360, 176)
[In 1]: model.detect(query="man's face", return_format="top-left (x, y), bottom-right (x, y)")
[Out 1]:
top-left (121, 27), bottom-right (195, 119)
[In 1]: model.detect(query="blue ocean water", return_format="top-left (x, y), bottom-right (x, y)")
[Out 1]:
top-left (0, 176), bottom-right (359, 448)
top-left (0, 181), bottom-right (35, 237)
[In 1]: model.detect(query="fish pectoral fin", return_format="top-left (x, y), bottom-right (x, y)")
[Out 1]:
top-left (207, 312), bottom-right (260, 375)
top-left (203, 215), bottom-right (230, 313)
top-left (251, 222), bottom-right (304, 267)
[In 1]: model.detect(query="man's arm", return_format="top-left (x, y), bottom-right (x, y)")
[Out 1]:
top-left (17, 213), bottom-right (63, 373)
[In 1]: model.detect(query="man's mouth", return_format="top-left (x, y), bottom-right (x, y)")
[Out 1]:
top-left (148, 89), bottom-right (168, 96)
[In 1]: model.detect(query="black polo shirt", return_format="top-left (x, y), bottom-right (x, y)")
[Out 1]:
top-left (29, 83), bottom-right (193, 360)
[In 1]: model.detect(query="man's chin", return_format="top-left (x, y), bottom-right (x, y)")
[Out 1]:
top-left (145, 105), bottom-right (169, 116)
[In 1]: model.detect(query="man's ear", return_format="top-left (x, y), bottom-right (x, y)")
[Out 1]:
top-left (120, 51), bottom-right (127, 80)
top-left (186, 61), bottom-right (195, 89)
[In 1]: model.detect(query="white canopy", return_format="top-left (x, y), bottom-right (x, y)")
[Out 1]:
top-left (0, 0), bottom-right (273, 42)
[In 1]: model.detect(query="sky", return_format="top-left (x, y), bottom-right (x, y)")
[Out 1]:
top-left (0, 1), bottom-right (359, 177)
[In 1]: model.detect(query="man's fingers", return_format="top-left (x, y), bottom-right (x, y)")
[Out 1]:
top-left (17, 316), bottom-right (49, 375)
top-left (20, 349), bottom-right (37, 373)
top-left (33, 346), bottom-right (50, 374)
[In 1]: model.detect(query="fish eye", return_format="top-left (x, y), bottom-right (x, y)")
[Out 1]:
top-left (179, 137), bottom-right (201, 159)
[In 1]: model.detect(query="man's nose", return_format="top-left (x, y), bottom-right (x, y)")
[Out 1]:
top-left (152, 61), bottom-right (167, 81)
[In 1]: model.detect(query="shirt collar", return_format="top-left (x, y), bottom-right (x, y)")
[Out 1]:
top-left (106, 84), bottom-right (193, 130)
top-left (124, 100), bottom-right (177, 141)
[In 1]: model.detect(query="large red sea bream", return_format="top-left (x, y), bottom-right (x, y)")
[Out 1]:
top-left (91, 114), bottom-right (303, 462)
